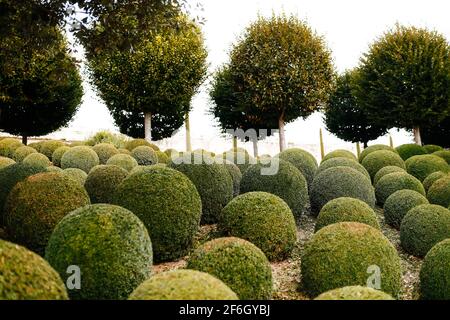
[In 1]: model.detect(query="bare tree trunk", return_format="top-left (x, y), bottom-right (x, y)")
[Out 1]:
top-left (22, 135), bottom-right (28, 145)
top-left (389, 135), bottom-right (394, 148)
top-left (233, 136), bottom-right (237, 151)
top-left (185, 113), bottom-right (192, 152)
top-left (144, 112), bottom-right (152, 142)
top-left (319, 128), bottom-right (325, 160)
top-left (364, 141), bottom-right (368, 148)
top-left (278, 115), bottom-right (286, 152)
top-left (356, 142), bottom-right (361, 159)
top-left (413, 127), bottom-right (422, 145)
top-left (252, 138), bottom-right (258, 158)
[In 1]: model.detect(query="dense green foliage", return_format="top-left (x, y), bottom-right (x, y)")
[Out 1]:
top-left (12, 146), bottom-right (37, 162)
top-left (433, 150), bottom-right (450, 164)
top-left (62, 168), bottom-right (88, 185)
top-left (315, 286), bottom-right (394, 300)
top-left (383, 189), bottom-right (429, 229)
top-left (39, 141), bottom-right (65, 159)
top-left (92, 143), bottom-right (119, 164)
top-left (85, 165), bottom-right (128, 203)
top-left (420, 239), bottom-right (450, 300)
top-left (358, 144), bottom-right (395, 163)
top-left (322, 149), bottom-right (357, 163)
top-left (0, 138), bottom-right (23, 158)
top-left (423, 145), bottom-right (443, 154)
top-left (395, 144), bottom-right (427, 160)
top-left (125, 139), bottom-right (159, 151)
top-left (375, 171), bottom-right (425, 205)
top-left (427, 175), bottom-right (450, 208)
top-left (277, 148), bottom-right (318, 189)
top-left (405, 154), bottom-right (449, 182)
top-left (22, 153), bottom-right (52, 167)
top-left (131, 146), bottom-right (158, 165)
top-left (106, 154), bottom-right (139, 172)
top-left (361, 150), bottom-right (405, 181)
top-left (423, 171), bottom-right (448, 192)
top-left (316, 157), bottom-right (370, 181)
top-left (0, 156), bottom-right (15, 169)
top-left (223, 160), bottom-right (242, 197)
top-left (60, 146), bottom-right (100, 173)
top-left (373, 165), bottom-right (406, 186)
top-left (51, 146), bottom-right (70, 167)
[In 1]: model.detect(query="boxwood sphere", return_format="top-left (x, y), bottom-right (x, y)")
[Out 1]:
top-left (62, 168), bottom-right (88, 185)
top-left (0, 156), bottom-right (15, 169)
top-left (51, 146), bottom-right (70, 167)
top-left (92, 143), bottom-right (119, 164)
top-left (0, 138), bottom-right (23, 158)
top-left (4, 172), bottom-right (91, 255)
top-left (13, 146), bottom-right (37, 162)
top-left (240, 159), bottom-right (308, 219)
top-left (38, 141), bottom-right (65, 159)
top-left (395, 144), bottom-right (427, 160)
top-left (106, 154), bottom-right (139, 172)
top-left (118, 148), bottom-right (132, 155)
top-left (61, 146), bottom-right (100, 173)
top-left (383, 190), bottom-right (429, 229)
top-left (155, 150), bottom-right (169, 164)
top-left (359, 144), bottom-right (395, 163)
top-left (322, 149), bottom-right (357, 163)
top-left (0, 239), bottom-right (68, 300)
top-left (301, 222), bottom-right (402, 298)
top-left (23, 153), bottom-right (52, 167)
top-left (131, 146), bottom-right (158, 165)
top-left (219, 192), bottom-right (297, 261)
top-left (315, 197), bottom-right (380, 232)
top-left (277, 148), bottom-right (318, 189)
top-left (85, 165), bottom-right (128, 203)
top-left (361, 150), bottom-right (405, 181)
top-left (113, 166), bottom-right (202, 262)
top-left (405, 154), bottom-right (449, 182)
top-left (223, 160), bottom-right (242, 197)
top-left (423, 145), bottom-right (443, 154)
top-left (433, 150), bottom-right (450, 164)
top-left (169, 153), bottom-right (233, 224)
top-left (375, 172), bottom-right (425, 205)
top-left (373, 165), bottom-right (407, 186)
top-left (128, 269), bottom-right (238, 300)
top-left (427, 175), bottom-right (450, 208)
top-left (125, 139), bottom-right (159, 151)
top-left (310, 166), bottom-right (376, 215)
top-left (316, 157), bottom-right (370, 181)
top-left (400, 204), bottom-right (450, 257)
top-left (420, 239), bottom-right (450, 300)
top-left (45, 204), bottom-right (153, 300)
top-left (222, 151), bottom-right (256, 174)
top-left (423, 171), bottom-right (448, 192)
top-left (187, 237), bottom-right (273, 300)
top-left (315, 286), bottom-right (394, 300)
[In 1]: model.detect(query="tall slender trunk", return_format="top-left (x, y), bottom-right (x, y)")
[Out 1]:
top-left (278, 114), bottom-right (286, 152)
top-left (144, 112), bottom-right (152, 142)
top-left (364, 141), bottom-right (368, 148)
top-left (252, 138), bottom-right (258, 158)
top-left (233, 136), bottom-right (238, 151)
top-left (413, 127), bottom-right (422, 145)
top-left (319, 128), bottom-right (325, 160)
top-left (185, 113), bottom-right (192, 152)
top-left (356, 142), bottom-right (361, 159)
top-left (22, 135), bottom-right (28, 145)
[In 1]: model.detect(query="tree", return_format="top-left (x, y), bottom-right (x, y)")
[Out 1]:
top-left (421, 117), bottom-right (450, 148)
top-left (324, 71), bottom-right (388, 148)
top-left (354, 25), bottom-right (450, 145)
top-left (228, 14), bottom-right (334, 151)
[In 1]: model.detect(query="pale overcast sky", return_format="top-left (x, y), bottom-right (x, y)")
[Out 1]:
top-left (49, 0), bottom-right (450, 157)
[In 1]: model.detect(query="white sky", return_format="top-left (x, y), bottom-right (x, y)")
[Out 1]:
top-left (48, 0), bottom-right (450, 158)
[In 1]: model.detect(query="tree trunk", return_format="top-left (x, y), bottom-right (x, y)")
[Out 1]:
top-left (319, 128), bottom-right (325, 160)
top-left (389, 135), bottom-right (394, 148)
top-left (22, 135), bottom-right (28, 145)
top-left (278, 115), bottom-right (286, 152)
top-left (356, 142), bottom-right (361, 159)
top-left (185, 113), bottom-right (192, 152)
top-left (144, 112), bottom-right (152, 142)
top-left (233, 136), bottom-right (237, 151)
top-left (364, 141), bottom-right (368, 148)
top-left (413, 127), bottom-right (422, 145)
top-left (252, 138), bottom-right (258, 158)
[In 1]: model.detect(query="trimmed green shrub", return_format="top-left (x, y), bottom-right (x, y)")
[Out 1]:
top-left (395, 143), bottom-right (427, 160)
top-left (106, 154), bottom-right (138, 172)
top-left (316, 157), bottom-right (370, 181)
top-left (0, 239), bottom-right (68, 300)
top-left (373, 165), bottom-right (406, 186)
top-left (400, 204), bottom-right (450, 257)
top-left (68, 141), bottom-right (85, 147)
top-left (278, 148), bottom-right (318, 189)
top-left (118, 148), bottom-right (131, 155)
top-left (219, 192), bottom-right (297, 261)
top-left (61, 146), bottom-right (100, 173)
top-left (125, 139), bottom-right (159, 151)
top-left (359, 144), bottom-right (395, 163)
top-left (155, 151), bottom-right (169, 164)
top-left (169, 153), bottom-right (233, 224)
top-left (4, 172), bottom-right (90, 255)
top-left (423, 145), bottom-right (443, 154)
top-left (0, 138), bottom-right (23, 158)
top-left (38, 141), bottom-right (65, 159)
top-left (46, 166), bottom-right (63, 173)
top-left (85, 165), bottom-right (128, 203)
top-left (383, 190), bottom-right (429, 229)
top-left (405, 154), bottom-right (449, 182)
top-left (420, 239), bottom-right (450, 300)
top-left (240, 159), bottom-right (308, 219)
top-left (427, 175), bottom-right (450, 208)
top-left (62, 168), bottom-right (88, 185)
top-left (128, 269), bottom-right (238, 300)
top-left (92, 143), bottom-right (119, 164)
top-left (27, 141), bottom-right (43, 152)
top-left (322, 149), bottom-right (357, 163)
top-left (361, 150), bottom-right (405, 181)
top-left (0, 156), bottom-right (15, 169)
top-left (131, 146), bottom-right (158, 165)
top-left (83, 130), bottom-right (128, 149)
top-left (187, 237), bottom-right (272, 300)
top-left (433, 150), bottom-right (450, 164)
top-left (164, 148), bottom-right (179, 157)
top-left (222, 151), bottom-right (256, 174)
top-left (22, 153), bottom-right (52, 167)
top-left (12, 146), bottom-right (37, 162)
top-left (113, 166), bottom-right (201, 262)
top-left (315, 286), bottom-right (394, 300)
top-left (423, 171), bottom-right (448, 192)
top-left (310, 166), bottom-right (376, 215)
top-left (301, 222), bottom-right (402, 298)
top-left (51, 146), bottom-right (70, 167)
top-left (315, 197), bottom-right (380, 232)
top-left (375, 172), bottom-right (425, 205)
top-left (223, 160), bottom-right (242, 197)
top-left (45, 204), bottom-right (152, 300)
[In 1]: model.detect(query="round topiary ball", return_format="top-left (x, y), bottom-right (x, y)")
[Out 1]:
top-left (373, 165), bottom-right (407, 186)
top-left (219, 192), bottom-right (297, 261)
top-left (128, 269), bottom-right (238, 300)
top-left (433, 150), bottom-right (450, 164)
top-left (315, 197), bottom-right (380, 232)
top-left (12, 146), bottom-right (38, 162)
top-left (22, 153), bottom-right (52, 167)
top-left (383, 189), bottom-right (429, 229)
top-left (38, 141), bottom-right (65, 159)
top-left (92, 143), bottom-right (119, 164)
top-left (62, 168), bottom-right (88, 185)
top-left (322, 149), bottom-right (357, 163)
top-left (106, 154), bottom-right (138, 172)
top-left (27, 141), bottom-right (42, 152)
top-left (277, 148), bottom-right (318, 189)
top-left (169, 153), bottom-right (233, 224)
top-left (310, 166), bottom-right (376, 215)
top-left (405, 154), bottom-right (449, 182)
top-left (301, 222), bottom-right (402, 298)
top-left (361, 150), bottom-right (406, 181)
top-left (222, 151), bottom-right (256, 174)
top-left (155, 151), bottom-right (169, 164)
top-left (0, 138), bottom-right (23, 158)
top-left (0, 239), bottom-right (68, 300)
top-left (400, 204), bottom-right (450, 257)
top-left (423, 171), bottom-right (448, 192)
top-left (0, 156), bottom-right (15, 169)
top-left (316, 157), bottom-right (370, 181)
top-left (315, 286), bottom-right (394, 300)
top-left (4, 172), bottom-right (91, 255)
top-left (359, 144), bottom-right (395, 163)
top-left (187, 237), bottom-right (273, 300)
top-left (131, 146), bottom-right (158, 165)
top-left (118, 148), bottom-right (131, 155)
top-left (113, 166), bottom-right (202, 262)
top-left (45, 204), bottom-right (153, 300)
top-left (427, 175), bottom-right (450, 208)
top-left (375, 172), bottom-right (425, 205)
top-left (423, 145), bottom-right (443, 154)
top-left (85, 165), bottom-right (128, 203)
top-left (51, 146), bottom-right (70, 167)
top-left (419, 239), bottom-right (450, 300)
top-left (125, 139), bottom-right (159, 151)
top-left (223, 160), bottom-right (242, 197)
top-left (46, 166), bottom-right (63, 173)
top-left (61, 146), bottom-right (100, 173)
top-left (395, 144), bottom-right (427, 160)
